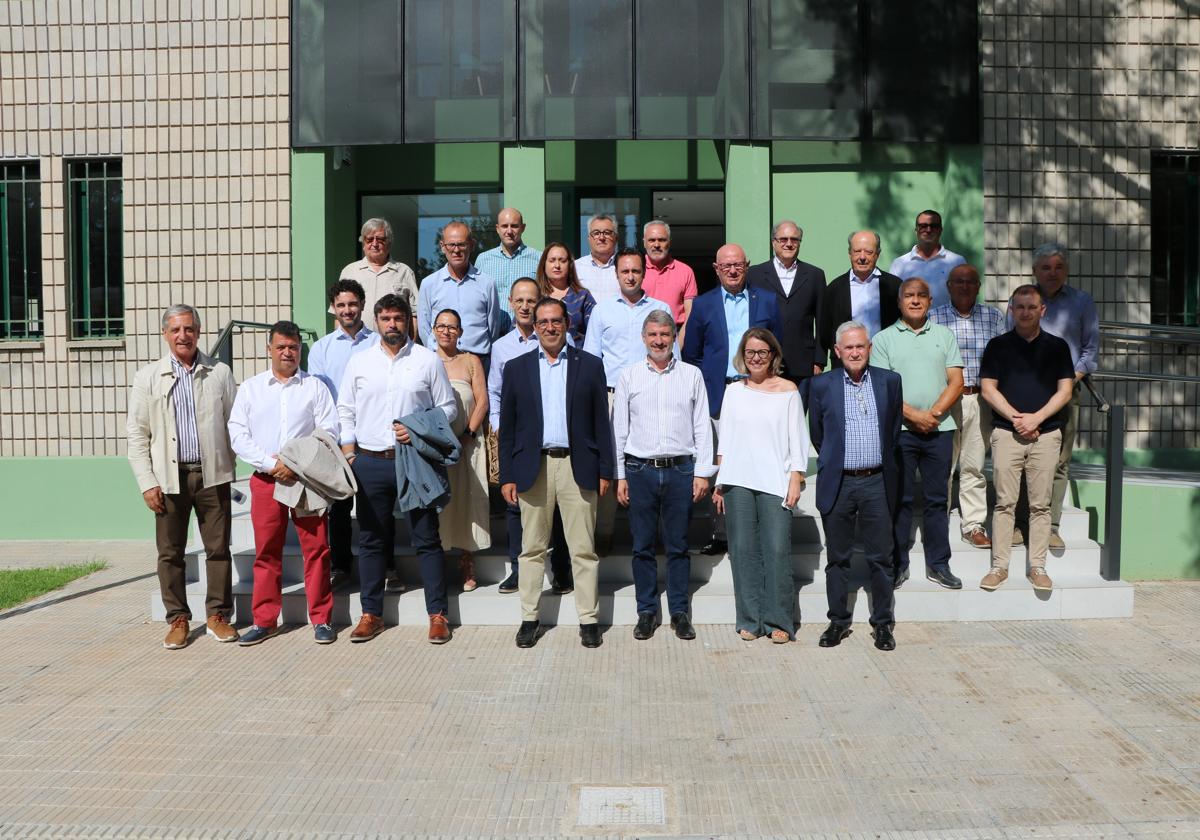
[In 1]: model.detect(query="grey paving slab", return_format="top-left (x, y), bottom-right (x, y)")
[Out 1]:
top-left (0, 543), bottom-right (1197, 839)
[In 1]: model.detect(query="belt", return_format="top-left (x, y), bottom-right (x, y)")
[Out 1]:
top-left (606, 387), bottom-right (615, 393)
top-left (626, 454), bottom-right (694, 469)
top-left (843, 466), bottom-right (883, 477)
top-left (541, 447), bottom-right (570, 458)
top-left (961, 385), bottom-right (980, 395)
top-left (253, 470), bottom-right (274, 481)
top-left (356, 446), bottom-right (396, 460)
top-left (178, 462), bottom-right (202, 472)
top-left (725, 376), bottom-right (745, 384)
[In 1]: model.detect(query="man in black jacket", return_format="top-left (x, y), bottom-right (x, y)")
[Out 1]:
top-left (817, 230), bottom-right (902, 369)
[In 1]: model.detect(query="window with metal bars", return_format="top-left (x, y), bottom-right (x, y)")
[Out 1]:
top-left (1151, 151), bottom-right (1200, 327)
top-left (0, 160), bottom-right (43, 339)
top-left (67, 158), bottom-right (124, 338)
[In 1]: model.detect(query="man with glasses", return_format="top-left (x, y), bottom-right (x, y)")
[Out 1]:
top-left (889, 210), bottom-right (966, 311)
top-left (817, 230), bottom-right (902, 369)
top-left (475, 208), bottom-right (541, 319)
top-left (575, 214), bottom-right (621, 305)
top-left (747, 219), bottom-right (826, 396)
top-left (500, 298), bottom-right (614, 649)
top-left (337, 218), bottom-right (419, 335)
top-left (417, 221), bottom-right (502, 372)
top-left (682, 243), bottom-right (782, 556)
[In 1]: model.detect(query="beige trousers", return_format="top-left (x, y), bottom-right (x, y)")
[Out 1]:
top-left (990, 428), bottom-right (1060, 572)
top-left (950, 393), bottom-right (991, 534)
top-left (518, 454), bottom-right (600, 624)
top-left (1051, 389), bottom-right (1080, 529)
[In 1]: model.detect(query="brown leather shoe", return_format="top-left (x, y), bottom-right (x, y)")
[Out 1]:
top-left (350, 613), bottom-right (385, 643)
top-left (428, 613), bottom-right (451, 644)
top-left (963, 527), bottom-right (992, 549)
top-left (206, 613), bottom-right (239, 643)
top-left (979, 567), bottom-right (1008, 591)
top-left (1028, 567), bottom-right (1054, 591)
top-left (163, 616), bottom-right (190, 650)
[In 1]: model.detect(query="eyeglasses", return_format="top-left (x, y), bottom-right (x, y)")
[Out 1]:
top-left (715, 262), bottom-right (747, 272)
top-left (589, 229), bottom-right (617, 239)
top-left (916, 223), bottom-right (942, 230)
top-left (433, 324), bottom-right (461, 332)
top-left (364, 235), bottom-right (389, 244)
top-left (442, 241), bottom-right (470, 251)
top-left (535, 317), bottom-right (566, 328)
top-left (744, 348), bottom-right (772, 360)
top-left (773, 236), bottom-right (800, 244)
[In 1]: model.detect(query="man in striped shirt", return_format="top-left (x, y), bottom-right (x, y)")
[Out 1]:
top-left (612, 310), bottom-right (714, 641)
top-left (930, 264), bottom-right (1005, 548)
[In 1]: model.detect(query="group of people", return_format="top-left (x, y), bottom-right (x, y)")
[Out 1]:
top-left (127, 206), bottom-right (1099, 653)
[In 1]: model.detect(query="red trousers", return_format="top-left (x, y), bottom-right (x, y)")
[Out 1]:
top-left (249, 473), bottom-right (333, 626)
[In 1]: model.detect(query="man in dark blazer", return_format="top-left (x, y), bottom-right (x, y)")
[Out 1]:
top-left (682, 242), bottom-right (782, 556)
top-left (499, 297), bottom-right (614, 649)
top-left (807, 320), bottom-right (903, 651)
top-left (817, 230), bottom-right (902, 369)
top-left (746, 220), bottom-right (826, 397)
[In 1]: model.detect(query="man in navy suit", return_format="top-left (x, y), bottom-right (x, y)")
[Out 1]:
top-left (746, 220), bottom-right (826, 397)
top-left (807, 320), bottom-right (903, 651)
top-left (816, 230), bottom-right (902, 369)
top-left (682, 243), bottom-right (782, 555)
top-left (499, 297), bottom-right (614, 649)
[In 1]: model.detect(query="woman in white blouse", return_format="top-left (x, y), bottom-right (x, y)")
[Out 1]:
top-left (712, 328), bottom-right (810, 643)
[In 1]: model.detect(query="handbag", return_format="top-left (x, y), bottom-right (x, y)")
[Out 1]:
top-left (485, 425), bottom-right (500, 485)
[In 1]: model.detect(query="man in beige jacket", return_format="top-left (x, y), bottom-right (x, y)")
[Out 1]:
top-left (127, 304), bottom-right (239, 649)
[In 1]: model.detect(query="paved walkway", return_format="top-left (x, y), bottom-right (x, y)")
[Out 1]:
top-left (1, 542), bottom-right (1198, 839)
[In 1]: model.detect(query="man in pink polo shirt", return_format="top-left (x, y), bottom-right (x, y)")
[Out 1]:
top-left (642, 220), bottom-right (698, 341)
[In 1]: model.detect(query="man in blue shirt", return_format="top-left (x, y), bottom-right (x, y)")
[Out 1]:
top-left (474, 208), bottom-right (541, 319)
top-left (417, 221), bottom-right (502, 370)
top-left (307, 278), bottom-right (378, 587)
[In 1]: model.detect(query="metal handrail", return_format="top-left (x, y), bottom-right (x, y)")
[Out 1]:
top-left (209, 320), bottom-right (319, 368)
top-left (1092, 371), bottom-right (1200, 384)
top-left (1077, 375), bottom-right (1122, 582)
top-left (1100, 320), bottom-right (1200, 345)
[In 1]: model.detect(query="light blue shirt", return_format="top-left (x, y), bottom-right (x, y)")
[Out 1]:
top-left (307, 325), bottom-right (378, 401)
top-left (538, 347), bottom-right (570, 448)
top-left (721, 289), bottom-right (749, 378)
top-left (417, 264), bottom-right (502, 355)
top-left (487, 326), bottom-right (574, 430)
top-left (843, 369), bottom-right (883, 470)
top-left (474, 243), bottom-right (541, 318)
top-left (582, 293), bottom-right (673, 387)
top-left (849, 268), bottom-right (882, 338)
top-left (889, 246), bottom-right (966, 311)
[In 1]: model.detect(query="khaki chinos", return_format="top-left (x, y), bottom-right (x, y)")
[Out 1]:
top-left (990, 428), bottom-right (1061, 572)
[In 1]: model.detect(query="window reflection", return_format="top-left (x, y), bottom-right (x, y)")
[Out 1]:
top-left (361, 193), bottom-right (502, 283)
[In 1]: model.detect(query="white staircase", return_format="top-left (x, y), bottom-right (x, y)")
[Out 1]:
top-left (150, 477), bottom-right (1134, 626)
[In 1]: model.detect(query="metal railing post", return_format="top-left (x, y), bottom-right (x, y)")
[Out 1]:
top-left (1101, 404), bottom-right (1124, 581)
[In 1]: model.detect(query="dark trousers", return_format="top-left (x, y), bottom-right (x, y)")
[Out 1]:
top-left (894, 430), bottom-right (954, 575)
top-left (353, 453), bottom-right (447, 617)
top-left (506, 501), bottom-right (572, 580)
top-left (821, 472), bottom-right (895, 628)
top-left (328, 496), bottom-right (355, 575)
top-left (626, 456), bottom-right (694, 617)
top-left (155, 466), bottom-right (232, 622)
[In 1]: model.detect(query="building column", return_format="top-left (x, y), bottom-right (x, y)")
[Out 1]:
top-left (503, 144), bottom-right (546, 250)
top-left (290, 148), bottom-right (334, 337)
top-left (724, 142), bottom-right (772, 264)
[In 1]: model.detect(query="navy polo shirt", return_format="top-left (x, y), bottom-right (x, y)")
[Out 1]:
top-left (979, 329), bottom-right (1075, 433)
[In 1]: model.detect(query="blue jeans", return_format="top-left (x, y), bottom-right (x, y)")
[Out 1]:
top-left (894, 430), bottom-right (953, 576)
top-left (724, 485), bottom-right (795, 638)
top-left (821, 472), bottom-right (895, 628)
top-left (625, 456), bottom-right (694, 617)
top-left (353, 453), bottom-right (447, 617)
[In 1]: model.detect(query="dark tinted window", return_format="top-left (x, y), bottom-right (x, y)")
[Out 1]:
top-left (0, 160), bottom-right (43, 339)
top-left (67, 159), bottom-right (124, 339)
top-left (1151, 152), bottom-right (1200, 326)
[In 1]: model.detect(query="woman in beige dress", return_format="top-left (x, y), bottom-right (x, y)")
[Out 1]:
top-left (432, 308), bottom-right (491, 590)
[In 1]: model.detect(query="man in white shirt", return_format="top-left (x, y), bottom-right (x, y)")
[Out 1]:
top-left (888, 210), bottom-right (966, 311)
top-left (228, 321), bottom-right (340, 646)
top-left (337, 294), bottom-right (458, 645)
top-left (575, 213), bottom-right (621, 304)
top-left (308, 278), bottom-right (378, 587)
top-left (336, 218), bottom-right (419, 335)
top-left (613, 309), bottom-right (714, 642)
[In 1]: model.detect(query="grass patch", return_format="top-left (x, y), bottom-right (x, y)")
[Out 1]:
top-left (0, 561), bottom-right (108, 610)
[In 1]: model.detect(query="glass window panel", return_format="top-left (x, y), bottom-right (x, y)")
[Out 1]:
top-left (68, 159), bottom-right (123, 338)
top-left (0, 161), bottom-right (43, 339)
top-left (578, 197), bottom-right (641, 254)
top-left (865, 0), bottom-right (978, 142)
top-left (292, 0), bottom-right (403, 146)
top-left (404, 0), bottom-right (516, 142)
top-left (361, 192), bottom-right (502, 283)
top-left (521, 0), bottom-right (634, 140)
top-left (1151, 153), bottom-right (1200, 327)
top-left (636, 0), bottom-right (748, 139)
top-left (751, 0), bottom-right (862, 139)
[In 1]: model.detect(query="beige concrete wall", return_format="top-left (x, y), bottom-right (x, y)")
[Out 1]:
top-left (0, 0), bottom-right (291, 457)
top-left (979, 1), bottom-right (1200, 448)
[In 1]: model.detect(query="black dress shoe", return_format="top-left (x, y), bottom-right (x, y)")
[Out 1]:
top-left (700, 538), bottom-right (727, 556)
top-left (818, 622), bottom-right (852, 647)
top-left (580, 623), bottom-right (603, 648)
top-left (498, 570), bottom-right (519, 594)
top-left (633, 613), bottom-right (658, 640)
top-left (670, 612), bottom-right (696, 640)
top-left (872, 624), bottom-right (896, 651)
top-left (926, 567), bottom-right (963, 590)
top-left (551, 575), bottom-right (574, 595)
top-left (892, 567), bottom-right (910, 590)
top-left (515, 620), bottom-right (539, 648)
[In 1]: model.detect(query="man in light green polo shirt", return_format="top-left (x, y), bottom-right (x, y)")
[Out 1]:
top-left (871, 278), bottom-right (964, 591)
